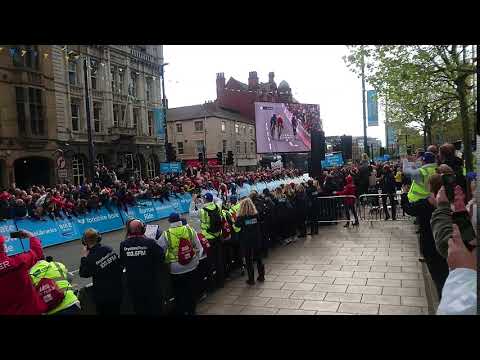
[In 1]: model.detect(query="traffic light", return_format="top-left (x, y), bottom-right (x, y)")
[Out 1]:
top-left (166, 143), bottom-right (176, 162)
top-left (226, 151), bottom-right (234, 165)
top-left (216, 152), bottom-right (223, 164)
top-left (198, 152), bottom-right (204, 163)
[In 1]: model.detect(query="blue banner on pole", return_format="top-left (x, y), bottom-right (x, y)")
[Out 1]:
top-left (367, 90), bottom-right (378, 127)
top-left (321, 153), bottom-right (344, 168)
top-left (160, 162), bottom-right (182, 173)
top-left (154, 108), bottom-right (165, 139)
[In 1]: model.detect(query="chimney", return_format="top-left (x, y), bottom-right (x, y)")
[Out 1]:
top-left (248, 71), bottom-right (258, 89)
top-left (268, 72), bottom-right (275, 83)
top-left (216, 72), bottom-right (225, 98)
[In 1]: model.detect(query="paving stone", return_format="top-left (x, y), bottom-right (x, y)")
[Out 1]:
top-left (239, 306), bottom-right (279, 315)
top-left (401, 296), bottom-right (428, 307)
top-left (257, 289), bottom-right (293, 298)
top-left (301, 300), bottom-right (340, 312)
top-left (357, 260), bottom-right (376, 266)
top-left (338, 302), bottom-right (379, 315)
top-left (205, 294), bottom-right (239, 305)
top-left (402, 279), bottom-right (426, 288)
top-left (341, 265), bottom-right (372, 272)
top-left (277, 309), bottom-right (316, 315)
top-left (346, 285), bottom-right (383, 295)
top-left (196, 302), bottom-right (212, 314)
top-left (401, 266), bottom-right (422, 273)
top-left (324, 292), bottom-right (362, 303)
top-left (265, 298), bottom-right (304, 309)
top-left (316, 311), bottom-right (356, 315)
top-left (367, 278), bottom-right (402, 287)
top-left (385, 272), bottom-right (420, 280)
top-left (226, 288), bottom-right (263, 297)
top-left (267, 269), bottom-right (298, 276)
top-left (379, 305), bottom-right (425, 315)
top-left (294, 270), bottom-right (326, 276)
top-left (286, 264), bottom-right (315, 270)
top-left (272, 275), bottom-right (306, 283)
top-left (370, 266), bottom-right (401, 273)
top-left (252, 281), bottom-right (286, 290)
top-left (382, 286), bottom-right (420, 297)
top-left (204, 304), bottom-right (246, 315)
top-left (334, 277), bottom-right (367, 286)
top-left (305, 259), bottom-right (335, 265)
top-left (233, 296), bottom-right (271, 307)
top-left (302, 276), bottom-right (335, 284)
top-left (361, 294), bottom-right (401, 305)
top-left (290, 290), bottom-right (327, 301)
top-left (330, 259), bottom-right (359, 266)
top-left (387, 261), bottom-right (420, 267)
top-left (312, 284), bottom-right (348, 293)
top-left (323, 270), bottom-right (353, 278)
top-left (353, 271), bottom-right (385, 279)
top-left (281, 282), bottom-right (315, 291)
top-left (312, 264), bottom-right (343, 271)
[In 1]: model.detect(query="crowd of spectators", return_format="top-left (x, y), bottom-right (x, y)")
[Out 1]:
top-left (285, 103), bottom-right (321, 134)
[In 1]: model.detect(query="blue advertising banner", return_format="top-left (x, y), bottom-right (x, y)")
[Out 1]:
top-left (321, 153), bottom-right (344, 168)
top-left (160, 162), bottom-right (182, 174)
top-left (15, 217), bottom-right (79, 248)
top-left (74, 208), bottom-right (124, 236)
top-left (154, 108), bottom-right (165, 139)
top-left (0, 220), bottom-right (27, 256)
top-left (367, 90), bottom-right (378, 127)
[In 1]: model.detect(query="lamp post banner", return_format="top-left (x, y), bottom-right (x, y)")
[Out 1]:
top-left (367, 90), bottom-right (378, 127)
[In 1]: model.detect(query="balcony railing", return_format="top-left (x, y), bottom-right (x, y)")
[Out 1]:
top-left (108, 126), bottom-right (136, 137)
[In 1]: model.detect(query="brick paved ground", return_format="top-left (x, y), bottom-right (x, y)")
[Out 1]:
top-left (198, 221), bottom-right (429, 315)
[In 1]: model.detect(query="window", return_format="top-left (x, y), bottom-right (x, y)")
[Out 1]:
top-left (110, 66), bottom-right (116, 93)
top-left (235, 123), bottom-right (239, 134)
top-left (244, 142), bottom-right (247, 153)
top-left (176, 123), bottom-right (182, 133)
top-left (146, 78), bottom-right (152, 102)
top-left (129, 71), bottom-right (137, 97)
top-left (195, 140), bottom-right (204, 155)
top-left (118, 69), bottom-right (124, 93)
top-left (133, 108), bottom-right (140, 134)
top-left (250, 142), bottom-right (255, 154)
top-left (12, 45), bottom-right (39, 70)
top-left (177, 142), bottom-right (184, 155)
top-left (124, 153), bottom-right (134, 169)
top-left (222, 140), bottom-right (227, 154)
top-left (194, 121), bottom-right (203, 132)
top-left (243, 125), bottom-right (246, 135)
top-left (68, 60), bottom-right (77, 85)
top-left (113, 104), bottom-right (119, 127)
top-left (221, 121), bottom-right (226, 132)
top-left (249, 126), bottom-right (254, 137)
top-left (146, 156), bottom-right (156, 179)
top-left (15, 87), bottom-right (26, 134)
top-left (29, 88), bottom-right (43, 135)
top-left (235, 141), bottom-right (240, 154)
top-left (93, 103), bottom-right (102, 133)
top-left (90, 60), bottom-right (98, 90)
top-left (147, 111), bottom-right (154, 136)
top-left (71, 100), bottom-right (80, 131)
top-left (95, 154), bottom-right (105, 167)
top-left (72, 155), bottom-right (85, 186)
top-left (121, 105), bottom-right (126, 126)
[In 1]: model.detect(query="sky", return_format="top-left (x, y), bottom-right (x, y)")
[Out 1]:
top-left (163, 45), bottom-right (386, 145)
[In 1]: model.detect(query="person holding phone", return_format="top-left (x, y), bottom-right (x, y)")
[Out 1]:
top-left (0, 230), bottom-right (48, 315)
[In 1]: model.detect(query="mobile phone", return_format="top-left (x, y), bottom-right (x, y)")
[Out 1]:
top-left (442, 174), bottom-right (456, 202)
top-left (9, 231), bottom-right (23, 238)
top-left (452, 211), bottom-right (476, 251)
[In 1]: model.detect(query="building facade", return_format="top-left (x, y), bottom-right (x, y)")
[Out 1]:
top-left (167, 102), bottom-right (257, 169)
top-left (0, 45), bottom-right (166, 189)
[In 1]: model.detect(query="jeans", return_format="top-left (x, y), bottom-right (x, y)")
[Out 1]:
top-left (345, 204), bottom-right (359, 223)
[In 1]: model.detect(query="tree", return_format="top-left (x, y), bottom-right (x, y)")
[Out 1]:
top-left (344, 45), bottom-right (476, 171)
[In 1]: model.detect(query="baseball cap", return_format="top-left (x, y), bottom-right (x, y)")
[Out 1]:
top-left (421, 152), bottom-right (436, 164)
top-left (203, 193), bottom-right (213, 202)
top-left (168, 212), bottom-right (180, 223)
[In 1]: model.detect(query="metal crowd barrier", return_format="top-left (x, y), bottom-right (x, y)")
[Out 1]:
top-left (315, 195), bottom-right (358, 224)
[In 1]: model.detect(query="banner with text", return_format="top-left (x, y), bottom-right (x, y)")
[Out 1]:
top-left (367, 90), bottom-right (379, 127)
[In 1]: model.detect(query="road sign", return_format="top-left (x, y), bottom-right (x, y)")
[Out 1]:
top-left (56, 156), bottom-right (66, 169)
top-left (58, 169), bottom-right (67, 178)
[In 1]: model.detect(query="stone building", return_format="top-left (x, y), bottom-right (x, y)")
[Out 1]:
top-left (0, 45), bottom-right (165, 189)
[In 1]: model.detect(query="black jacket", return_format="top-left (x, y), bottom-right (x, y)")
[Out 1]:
top-left (119, 236), bottom-right (164, 295)
top-left (79, 244), bottom-right (123, 304)
top-left (235, 214), bottom-right (261, 250)
top-left (380, 172), bottom-right (397, 194)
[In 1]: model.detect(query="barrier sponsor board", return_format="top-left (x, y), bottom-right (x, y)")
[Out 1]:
top-left (0, 220), bottom-right (28, 256)
top-left (74, 208), bottom-right (124, 235)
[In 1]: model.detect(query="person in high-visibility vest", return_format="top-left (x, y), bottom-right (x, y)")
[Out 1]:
top-left (30, 256), bottom-right (80, 315)
top-left (228, 196), bottom-right (245, 276)
top-left (403, 152), bottom-right (438, 203)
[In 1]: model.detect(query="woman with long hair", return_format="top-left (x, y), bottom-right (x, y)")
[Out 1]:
top-left (235, 198), bottom-right (265, 285)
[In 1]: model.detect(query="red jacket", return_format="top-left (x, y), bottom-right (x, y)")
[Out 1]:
top-left (336, 176), bottom-right (357, 206)
top-left (0, 236), bottom-right (48, 315)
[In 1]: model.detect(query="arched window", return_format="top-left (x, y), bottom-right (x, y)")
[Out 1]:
top-left (72, 155), bottom-right (85, 185)
top-left (146, 156), bottom-right (156, 179)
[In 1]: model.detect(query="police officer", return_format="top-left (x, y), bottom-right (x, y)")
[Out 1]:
top-left (200, 193), bottom-right (224, 289)
top-left (119, 218), bottom-right (165, 315)
top-left (79, 228), bottom-right (123, 315)
top-left (157, 213), bottom-right (202, 316)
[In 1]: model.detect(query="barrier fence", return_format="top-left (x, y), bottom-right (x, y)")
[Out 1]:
top-left (2, 176), bottom-right (309, 256)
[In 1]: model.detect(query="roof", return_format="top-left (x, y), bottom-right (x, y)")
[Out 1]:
top-left (167, 102), bottom-right (254, 124)
top-left (278, 80), bottom-right (290, 90)
top-left (225, 77), bottom-right (249, 91)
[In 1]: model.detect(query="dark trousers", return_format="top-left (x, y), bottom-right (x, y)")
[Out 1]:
top-left (128, 289), bottom-right (160, 315)
top-left (224, 233), bottom-right (243, 277)
top-left (171, 270), bottom-right (197, 316)
top-left (381, 194), bottom-right (396, 219)
top-left (196, 257), bottom-right (211, 299)
top-left (297, 215), bottom-right (307, 237)
top-left (208, 238), bottom-right (225, 289)
top-left (96, 301), bottom-right (121, 315)
top-left (244, 246), bottom-right (265, 282)
top-left (345, 204), bottom-right (359, 223)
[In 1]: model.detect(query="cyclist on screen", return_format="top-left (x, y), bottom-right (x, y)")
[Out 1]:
top-left (270, 114), bottom-right (277, 138)
top-left (276, 116), bottom-right (284, 140)
top-left (291, 115), bottom-right (298, 138)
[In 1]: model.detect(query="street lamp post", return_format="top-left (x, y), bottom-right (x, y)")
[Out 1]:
top-left (361, 48), bottom-right (368, 157)
top-left (160, 62), bottom-right (169, 146)
top-left (83, 56), bottom-right (96, 184)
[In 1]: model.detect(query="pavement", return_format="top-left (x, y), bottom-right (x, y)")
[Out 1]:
top-left (197, 220), bottom-right (430, 315)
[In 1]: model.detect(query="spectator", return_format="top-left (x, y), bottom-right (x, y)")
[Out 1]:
top-left (379, 165), bottom-right (397, 221)
top-left (334, 175), bottom-right (359, 227)
top-left (403, 151), bottom-right (438, 203)
top-left (439, 143), bottom-right (467, 197)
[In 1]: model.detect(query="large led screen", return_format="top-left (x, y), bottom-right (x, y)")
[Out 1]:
top-left (255, 102), bottom-right (321, 153)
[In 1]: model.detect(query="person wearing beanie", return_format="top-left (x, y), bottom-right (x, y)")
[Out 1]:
top-left (0, 230), bottom-right (48, 315)
top-left (403, 151), bottom-right (438, 203)
top-left (157, 212), bottom-right (202, 316)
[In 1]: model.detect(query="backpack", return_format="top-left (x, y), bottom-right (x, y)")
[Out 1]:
top-left (35, 262), bottom-right (66, 312)
top-left (169, 228), bottom-right (195, 265)
top-left (197, 233), bottom-right (211, 256)
top-left (221, 212), bottom-right (233, 241)
top-left (204, 205), bottom-right (222, 234)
